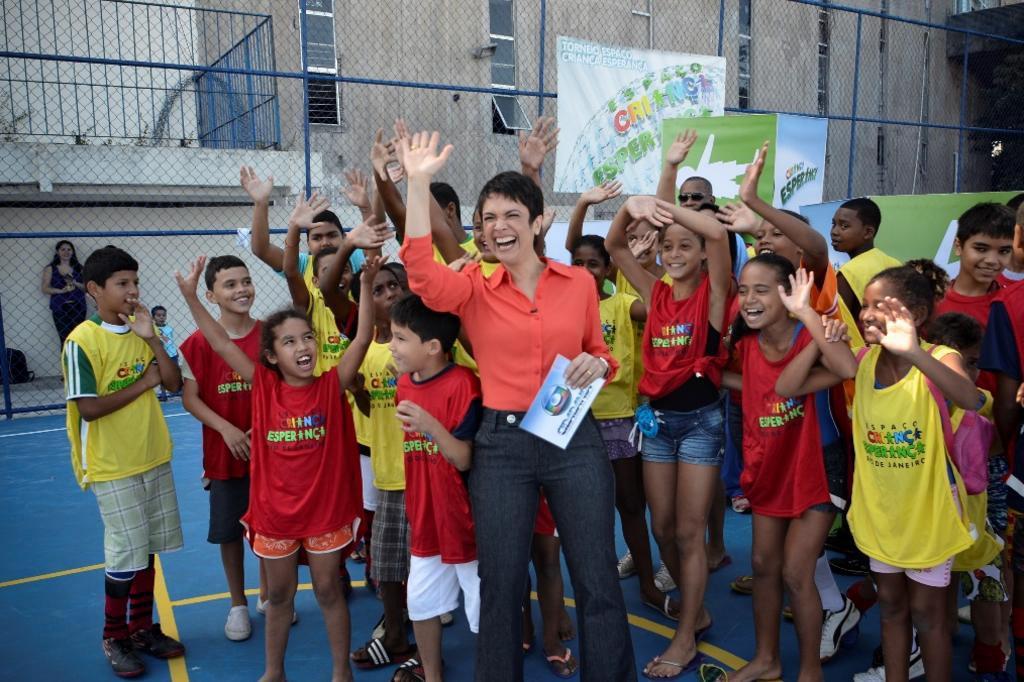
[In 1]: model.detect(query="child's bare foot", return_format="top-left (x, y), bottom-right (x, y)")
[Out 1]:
top-left (258, 671), bottom-right (285, 682)
top-left (642, 641), bottom-right (699, 679)
top-left (728, 656), bottom-right (782, 682)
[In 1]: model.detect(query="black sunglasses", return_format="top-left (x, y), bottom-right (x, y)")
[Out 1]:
top-left (678, 192), bottom-right (706, 203)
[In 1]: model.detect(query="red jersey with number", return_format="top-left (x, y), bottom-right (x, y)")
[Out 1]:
top-left (934, 281), bottom-right (1001, 393)
top-left (179, 322), bottom-right (262, 480)
top-left (639, 276), bottom-right (727, 399)
top-left (244, 365), bottom-right (362, 538)
top-left (397, 365), bottom-right (482, 563)
top-left (736, 327), bottom-right (830, 517)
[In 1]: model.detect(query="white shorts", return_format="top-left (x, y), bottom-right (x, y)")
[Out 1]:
top-left (360, 454), bottom-right (379, 512)
top-left (407, 555), bottom-right (480, 633)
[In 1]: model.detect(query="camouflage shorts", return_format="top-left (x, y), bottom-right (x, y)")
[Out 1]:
top-left (960, 553), bottom-right (1008, 603)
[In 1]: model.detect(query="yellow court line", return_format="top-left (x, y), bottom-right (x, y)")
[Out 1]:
top-left (154, 556), bottom-right (190, 682)
top-left (0, 562), bottom-right (104, 588)
top-left (170, 581), bottom-right (370, 607)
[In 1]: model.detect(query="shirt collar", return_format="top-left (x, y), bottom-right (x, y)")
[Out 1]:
top-left (484, 257), bottom-right (574, 290)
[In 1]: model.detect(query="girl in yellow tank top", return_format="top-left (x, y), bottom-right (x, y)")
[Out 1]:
top-left (775, 265), bottom-right (981, 682)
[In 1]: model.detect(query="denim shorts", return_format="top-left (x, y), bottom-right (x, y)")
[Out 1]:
top-left (640, 398), bottom-right (725, 466)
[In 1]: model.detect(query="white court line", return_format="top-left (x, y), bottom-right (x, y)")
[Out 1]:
top-left (0, 412), bottom-right (190, 439)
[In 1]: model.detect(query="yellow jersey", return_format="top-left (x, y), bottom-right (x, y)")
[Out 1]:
top-left (594, 293), bottom-right (639, 420)
top-left (359, 340), bottom-right (404, 490)
top-left (836, 248), bottom-right (903, 350)
top-left (953, 390), bottom-right (1002, 571)
top-left (848, 344), bottom-right (973, 568)
top-left (306, 287), bottom-right (349, 376)
top-left (63, 316), bottom-right (173, 489)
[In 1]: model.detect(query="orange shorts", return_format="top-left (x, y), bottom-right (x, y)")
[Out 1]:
top-left (252, 524), bottom-right (355, 560)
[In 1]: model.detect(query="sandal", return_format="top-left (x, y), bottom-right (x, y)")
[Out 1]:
top-left (729, 575), bottom-right (753, 596)
top-left (350, 638), bottom-right (417, 670)
top-left (390, 658), bottom-right (424, 682)
top-left (642, 594), bottom-right (680, 621)
top-left (545, 647), bottom-right (579, 679)
top-left (642, 653), bottom-right (703, 680)
top-left (730, 496), bottom-right (751, 514)
top-left (697, 663), bottom-right (729, 682)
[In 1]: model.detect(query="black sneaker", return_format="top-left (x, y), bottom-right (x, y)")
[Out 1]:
top-left (130, 623), bottom-right (185, 659)
top-left (829, 555), bottom-right (870, 577)
top-left (102, 637), bottom-right (145, 678)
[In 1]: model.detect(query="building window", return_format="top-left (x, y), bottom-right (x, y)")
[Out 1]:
top-left (299, 0), bottom-right (340, 126)
top-left (816, 2), bottom-right (830, 116)
top-left (489, 0), bottom-right (529, 135)
top-left (737, 0), bottom-right (752, 110)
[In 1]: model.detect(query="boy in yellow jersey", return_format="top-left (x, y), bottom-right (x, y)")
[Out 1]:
top-left (62, 246), bottom-right (185, 678)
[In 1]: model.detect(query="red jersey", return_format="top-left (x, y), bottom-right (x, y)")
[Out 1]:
top-left (736, 327), bottom-right (830, 517)
top-left (935, 280), bottom-right (1001, 393)
top-left (244, 365), bottom-right (362, 538)
top-left (534, 494), bottom-right (556, 536)
top-left (996, 272), bottom-right (1024, 288)
top-left (179, 322), bottom-right (261, 480)
top-left (639, 276), bottom-right (727, 399)
top-left (397, 365), bottom-right (482, 563)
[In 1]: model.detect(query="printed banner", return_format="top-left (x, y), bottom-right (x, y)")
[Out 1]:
top-left (554, 36), bottom-right (725, 194)
top-left (799, 191), bottom-right (1021, 278)
top-left (773, 114), bottom-right (828, 210)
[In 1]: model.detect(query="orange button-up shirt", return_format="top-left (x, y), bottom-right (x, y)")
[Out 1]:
top-left (400, 234), bottom-right (617, 411)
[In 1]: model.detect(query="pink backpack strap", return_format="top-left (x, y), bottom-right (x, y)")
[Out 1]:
top-left (855, 347), bottom-right (869, 364)
top-left (922, 344), bottom-right (956, 457)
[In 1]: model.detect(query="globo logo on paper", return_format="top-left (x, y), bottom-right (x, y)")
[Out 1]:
top-left (543, 386), bottom-right (572, 416)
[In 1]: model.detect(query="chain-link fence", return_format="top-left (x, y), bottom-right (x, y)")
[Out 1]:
top-left (2, 0), bottom-right (1023, 416)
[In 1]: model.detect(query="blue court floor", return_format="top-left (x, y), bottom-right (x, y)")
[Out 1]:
top-left (0, 404), bottom-right (977, 681)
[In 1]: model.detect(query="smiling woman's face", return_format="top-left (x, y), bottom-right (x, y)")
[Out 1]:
top-left (480, 194), bottom-right (541, 267)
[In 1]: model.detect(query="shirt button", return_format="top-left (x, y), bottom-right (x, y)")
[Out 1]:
top-left (506, 414), bottom-right (517, 425)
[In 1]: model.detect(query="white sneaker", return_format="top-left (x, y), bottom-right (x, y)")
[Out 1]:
top-left (256, 597), bottom-right (298, 624)
top-left (819, 595), bottom-right (860, 661)
top-left (852, 646), bottom-right (925, 682)
top-left (617, 552), bottom-right (636, 579)
top-left (654, 563), bottom-right (676, 592)
top-left (224, 605), bottom-right (252, 641)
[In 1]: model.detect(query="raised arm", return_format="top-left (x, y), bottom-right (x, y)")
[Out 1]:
top-left (124, 303), bottom-right (182, 393)
top-left (740, 141), bottom-right (829, 286)
top-left (605, 196), bottom-right (674, 304)
top-left (519, 116), bottom-right (559, 188)
top-left (240, 166), bottom-right (284, 271)
top-left (564, 181), bottom-right (622, 252)
top-left (779, 268), bottom-right (858, 379)
top-left (336, 254), bottom-right (384, 390)
top-left (341, 168), bottom-right (374, 222)
top-left (319, 218), bottom-right (390, 322)
top-left (175, 256), bottom-right (256, 384)
top-left (396, 131), bottom-right (473, 313)
top-left (656, 129), bottom-right (697, 202)
top-left (283, 192), bottom-right (331, 312)
top-left (371, 129), bottom-right (408, 241)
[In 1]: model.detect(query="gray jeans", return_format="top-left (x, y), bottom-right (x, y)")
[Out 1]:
top-left (469, 409), bottom-right (636, 682)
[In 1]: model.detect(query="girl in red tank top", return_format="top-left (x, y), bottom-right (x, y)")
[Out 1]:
top-left (177, 253), bottom-right (381, 682)
top-left (606, 195), bottom-right (732, 677)
top-left (721, 257), bottom-right (852, 682)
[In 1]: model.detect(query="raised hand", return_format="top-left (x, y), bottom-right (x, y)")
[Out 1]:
top-left (341, 168), bottom-right (372, 210)
top-left (288, 192), bottom-right (331, 230)
top-left (174, 256), bottom-right (207, 300)
top-left (519, 116), bottom-right (559, 171)
top-left (239, 166), bottom-right (273, 203)
top-left (822, 316), bottom-right (850, 344)
top-left (624, 196), bottom-right (674, 228)
top-left (719, 202), bottom-right (763, 235)
top-left (448, 251), bottom-right (482, 272)
top-left (779, 268), bottom-right (814, 317)
top-left (740, 140), bottom-right (770, 204)
top-left (875, 297), bottom-right (920, 356)
top-left (540, 207), bottom-right (557, 237)
top-left (630, 229), bottom-right (658, 260)
top-left (399, 131), bottom-right (454, 180)
top-left (581, 180), bottom-right (623, 206)
top-left (347, 219), bottom-right (391, 250)
top-left (370, 129), bottom-right (397, 180)
top-left (665, 129), bottom-right (698, 166)
top-left (360, 253), bottom-right (388, 286)
top-left (123, 300), bottom-right (156, 339)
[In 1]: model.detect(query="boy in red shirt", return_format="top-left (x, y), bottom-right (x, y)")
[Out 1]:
top-left (179, 255), bottom-right (263, 642)
top-left (390, 295), bottom-right (482, 682)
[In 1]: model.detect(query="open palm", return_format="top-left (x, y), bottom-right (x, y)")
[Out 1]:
top-left (400, 131), bottom-right (453, 180)
top-left (240, 166), bottom-right (273, 202)
top-left (877, 298), bottom-right (919, 355)
top-left (739, 140), bottom-right (769, 203)
top-left (778, 268), bottom-right (813, 316)
top-left (665, 129), bottom-right (697, 166)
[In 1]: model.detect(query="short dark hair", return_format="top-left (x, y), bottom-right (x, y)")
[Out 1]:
top-left (430, 182), bottom-right (462, 222)
top-left (904, 258), bottom-right (950, 303)
top-left (681, 176), bottom-right (713, 195)
top-left (956, 202), bottom-right (1015, 243)
top-left (869, 266), bottom-right (936, 322)
top-left (204, 255), bottom-right (249, 290)
top-left (477, 171), bottom-right (543, 222)
top-left (839, 197), bottom-right (882, 232)
top-left (1007, 192), bottom-right (1024, 213)
top-left (312, 245), bottom-right (340, 276)
top-left (927, 312), bottom-right (983, 353)
top-left (779, 209), bottom-right (810, 225)
top-left (311, 209), bottom-right (343, 235)
top-left (571, 234), bottom-right (611, 266)
top-left (389, 295), bottom-right (461, 353)
top-left (151, 306), bottom-right (166, 316)
top-left (82, 246), bottom-right (138, 286)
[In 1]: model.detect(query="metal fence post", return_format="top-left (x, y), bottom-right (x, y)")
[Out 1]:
top-left (717, 0), bottom-right (726, 57)
top-left (538, 0), bottom-right (547, 117)
top-left (846, 12), bottom-right (863, 198)
top-left (298, 0), bottom-right (312, 195)
top-left (0, 294), bottom-right (13, 419)
top-left (957, 34), bottom-right (970, 193)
